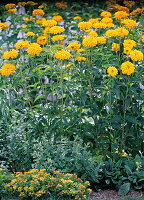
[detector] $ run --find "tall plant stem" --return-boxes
[60,60,64,132]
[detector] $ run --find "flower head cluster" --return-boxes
[0,22,9,30]
[129,50,143,61]
[24,17,34,22]
[1,63,16,76]
[15,40,29,49]
[36,18,46,25]
[107,66,118,76]
[88,18,100,25]
[88,31,98,38]
[42,20,57,27]
[17,2,27,6]
[93,22,107,29]
[112,43,120,51]
[52,15,63,22]
[114,11,129,20]
[121,61,135,75]
[55,49,71,60]
[142,35,144,43]
[8,9,17,13]
[3,49,18,60]
[78,21,92,31]
[82,37,97,47]
[27,43,42,55]
[37,36,47,45]
[68,42,81,51]
[5,3,15,10]
[123,0,135,8]
[52,35,67,42]
[4,169,91,199]
[96,37,106,44]
[124,47,131,54]
[75,56,86,62]
[32,9,45,16]
[49,26,65,34]
[26,32,35,37]
[106,27,129,37]
[130,8,142,15]
[101,11,112,18]
[73,16,81,20]
[121,19,137,29]
[55,2,68,9]
[123,39,136,49]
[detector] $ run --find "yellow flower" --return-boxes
[96,37,106,44]
[15,40,29,49]
[77,48,85,53]
[49,26,65,34]
[26,32,35,37]
[88,31,98,38]
[3,49,18,60]
[24,186,28,192]
[123,39,136,49]
[88,18,100,24]
[121,19,137,29]
[13,185,17,190]
[42,19,57,27]
[82,37,97,47]
[43,27,50,35]
[107,66,118,76]
[52,35,67,42]
[0,22,9,30]
[65,63,72,70]
[111,43,120,51]
[8,9,17,13]
[32,9,44,16]
[5,3,15,10]
[53,12,59,16]
[124,0,135,8]
[78,21,92,31]
[55,2,68,9]
[75,56,86,61]
[18,186,22,192]
[17,2,26,6]
[55,49,71,60]
[27,43,42,55]
[19,192,25,197]
[29,186,34,191]
[37,36,47,45]
[52,15,63,22]
[114,11,129,20]
[101,11,112,18]
[85,181,90,186]
[124,47,131,54]
[36,18,46,25]
[24,17,34,22]
[22,25,27,28]
[68,42,81,51]
[121,61,135,75]
[142,35,144,43]
[73,16,81,20]
[101,17,113,24]
[88,188,92,193]
[26,1,37,6]
[129,50,143,61]
[93,22,107,29]
[115,27,129,37]
[106,30,117,37]
[0,168,3,171]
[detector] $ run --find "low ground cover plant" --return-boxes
[0,0,144,198]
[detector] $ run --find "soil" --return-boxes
[89,190,143,199]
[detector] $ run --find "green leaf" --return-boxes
[118,183,130,196]
[34,95,46,102]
